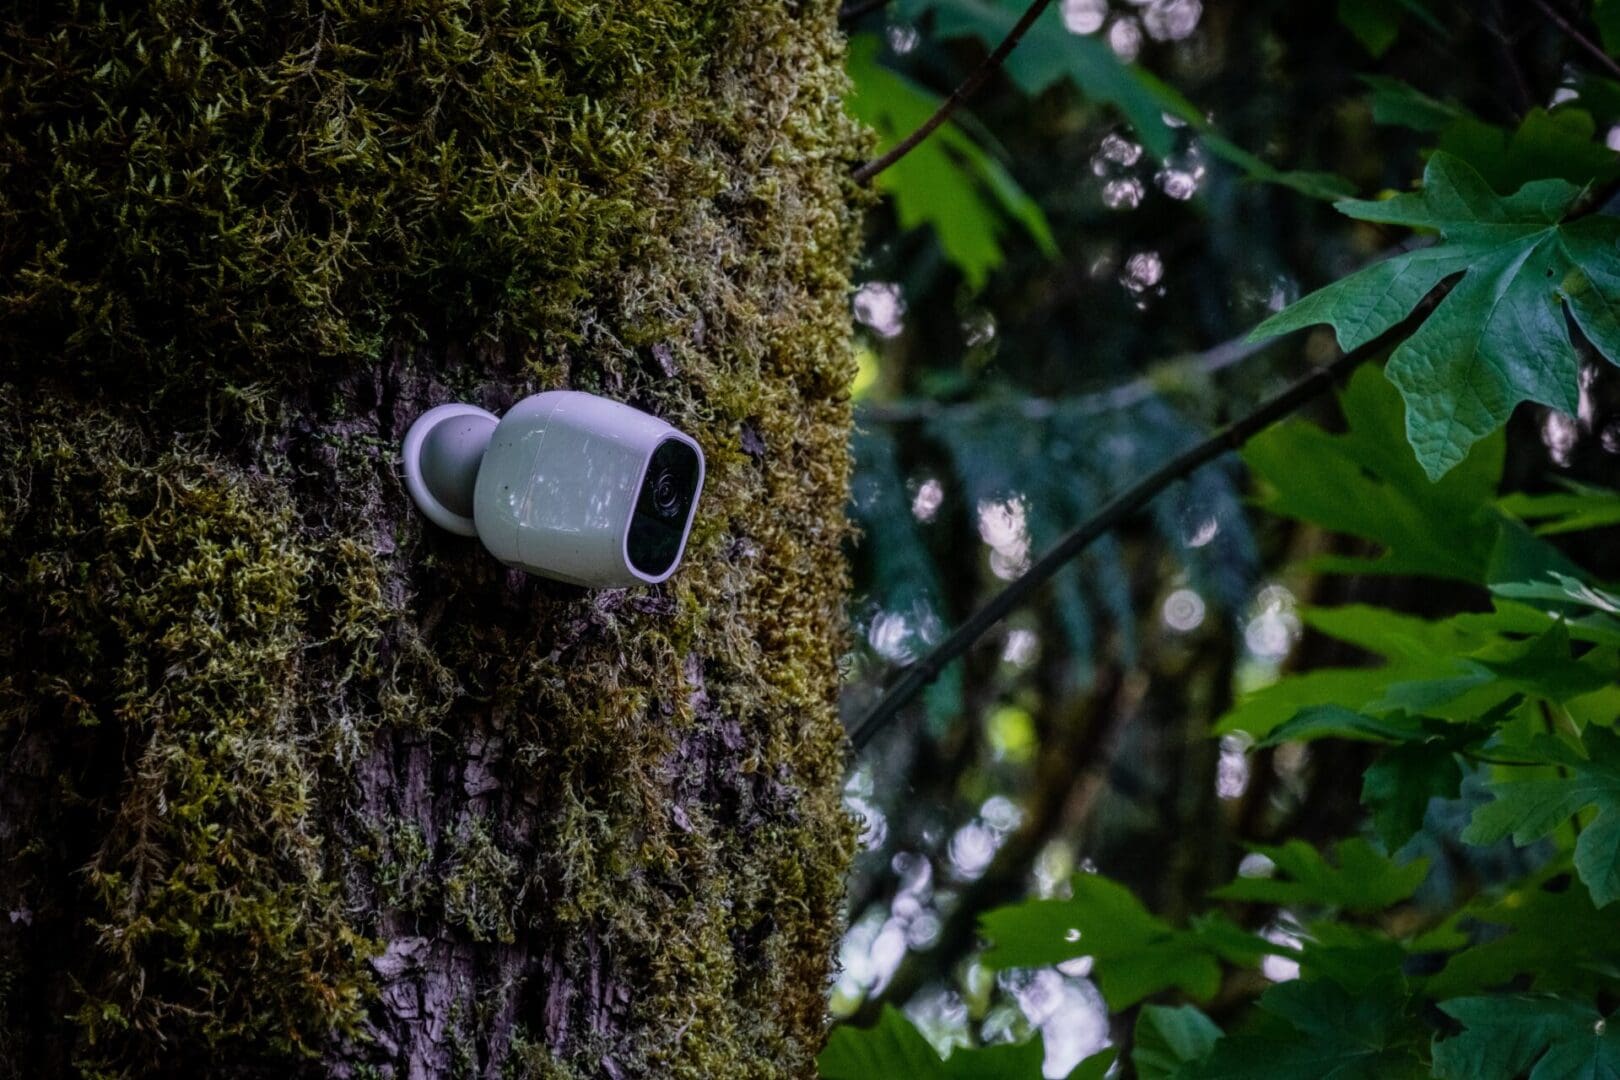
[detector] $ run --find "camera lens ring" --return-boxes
[650,468,682,519]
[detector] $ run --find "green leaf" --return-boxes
[1426,875,1620,998]
[1186,977,1426,1079]
[1475,622,1617,702]
[1187,911,1289,968]
[1362,743,1464,850]
[1189,128,1359,202]
[1308,604,1493,662]
[1437,108,1620,193]
[1493,573,1620,617]
[1252,152,1620,478]
[1134,1005,1223,1080]
[1219,668,1433,740]
[1218,586,1601,743]
[1487,515,1592,590]
[1363,76,1465,132]
[1371,664,1496,715]
[1465,726,1620,907]
[1337,0,1443,57]
[1368,622,1611,722]
[1501,482,1620,536]
[1567,71,1620,126]
[1365,80,1619,191]
[1251,700,1474,850]
[819,1005,1058,1079]
[1597,0,1620,57]
[1294,922,1413,993]
[1066,1048,1118,1080]
[1392,0,1447,34]
[1478,598,1620,650]
[1242,365,1506,579]
[820,1007,952,1079]
[980,874,1221,1009]
[845,35,1056,288]
[1243,614,1512,742]
[1210,838,1428,913]
[1257,704,1428,747]
[1338,0,1403,57]
[1432,995,1620,1080]
[895,0,1176,157]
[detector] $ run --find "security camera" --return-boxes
[401,392,705,587]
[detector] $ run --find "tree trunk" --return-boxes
[0,3,865,1076]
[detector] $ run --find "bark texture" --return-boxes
[0,3,866,1076]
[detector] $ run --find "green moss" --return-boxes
[0,0,867,1075]
[375,820,436,915]
[0,398,379,1072]
[503,1035,581,1080]
[0,1,725,394]
[443,817,522,945]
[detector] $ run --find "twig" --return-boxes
[1530,0,1620,81]
[852,0,1058,185]
[840,0,891,21]
[1491,0,1536,117]
[847,300,1443,752]
[858,332,1278,425]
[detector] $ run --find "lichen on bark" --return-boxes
[0,2,866,1076]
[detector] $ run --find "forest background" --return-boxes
[829,1,1620,1077]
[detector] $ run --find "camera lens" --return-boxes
[629,439,701,578]
[650,469,682,519]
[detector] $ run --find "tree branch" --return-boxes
[1530,0,1620,80]
[847,301,1442,753]
[852,0,1058,185]
[857,332,1279,425]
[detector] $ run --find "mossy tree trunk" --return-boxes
[0,3,864,1076]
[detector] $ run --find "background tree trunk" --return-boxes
[0,2,865,1076]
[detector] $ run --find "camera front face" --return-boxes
[472,392,705,587]
[627,437,703,578]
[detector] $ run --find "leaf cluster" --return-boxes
[832,7,1620,1079]
[828,368,1620,1078]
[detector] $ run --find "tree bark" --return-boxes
[0,3,865,1077]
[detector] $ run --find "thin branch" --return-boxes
[1491,0,1536,117]
[1531,0,1620,80]
[840,0,891,22]
[858,332,1279,425]
[852,0,1058,185]
[847,300,1444,752]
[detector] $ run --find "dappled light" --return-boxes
[830,1,1620,1077]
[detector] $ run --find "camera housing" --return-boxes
[402,391,705,587]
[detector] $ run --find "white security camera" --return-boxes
[401,392,705,587]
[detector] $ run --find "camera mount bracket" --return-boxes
[400,391,704,586]
[401,402,498,537]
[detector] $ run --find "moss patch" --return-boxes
[0,399,378,1073]
[0,1,721,393]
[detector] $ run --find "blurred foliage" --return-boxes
[829,0,1620,1076]
[848,34,1058,289]
[893,0,1181,157]
[1338,0,1444,58]
[821,1006,1117,1078]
